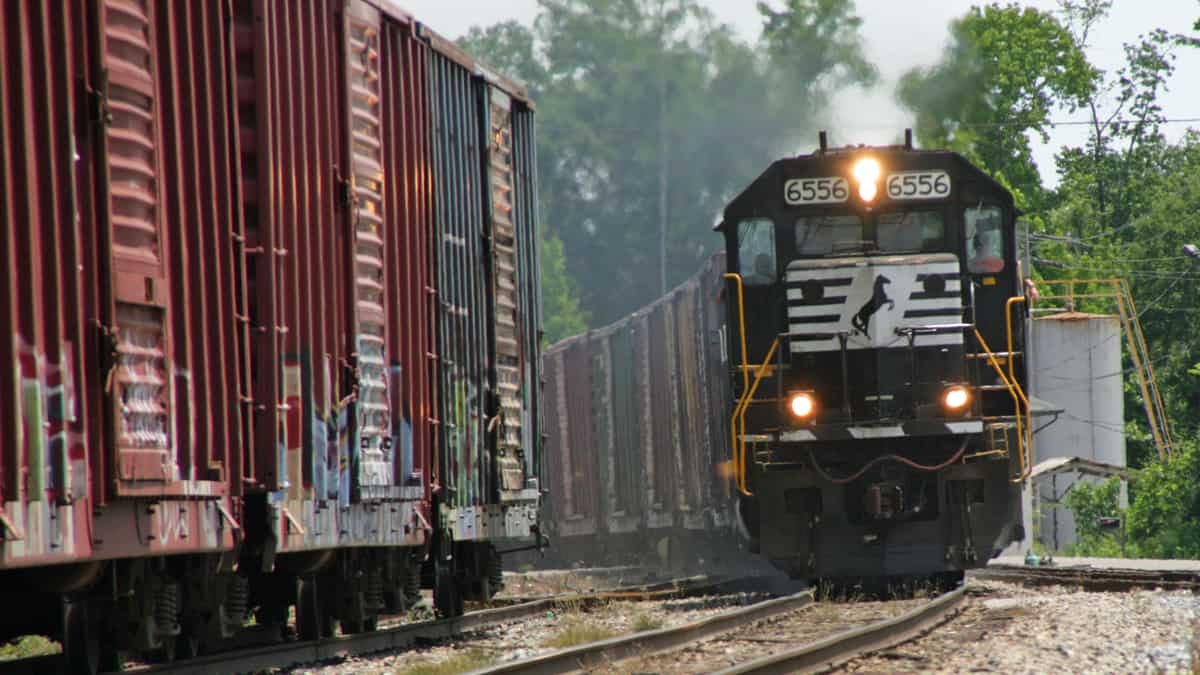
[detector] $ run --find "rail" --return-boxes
[91,576,742,675]
[478,588,813,675]
[717,587,966,675]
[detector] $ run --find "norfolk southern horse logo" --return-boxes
[851,274,894,338]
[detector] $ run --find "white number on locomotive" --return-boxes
[885,171,951,199]
[784,177,850,205]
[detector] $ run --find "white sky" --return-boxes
[402,0,1199,187]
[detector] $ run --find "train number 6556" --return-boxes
[886,171,951,199]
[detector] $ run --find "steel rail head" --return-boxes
[715,586,967,675]
[472,590,815,675]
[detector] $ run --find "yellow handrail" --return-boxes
[975,326,1032,482]
[723,273,750,393]
[729,337,780,496]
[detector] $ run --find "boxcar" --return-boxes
[0,1,541,670]
[541,253,734,565]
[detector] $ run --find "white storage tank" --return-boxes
[1028,312,1127,552]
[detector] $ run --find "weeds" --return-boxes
[0,636,60,661]
[397,649,496,675]
[631,613,664,632]
[543,620,617,649]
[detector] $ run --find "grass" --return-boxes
[542,620,617,649]
[0,635,60,661]
[631,613,664,632]
[397,649,496,675]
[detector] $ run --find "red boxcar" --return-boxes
[1,1,542,668]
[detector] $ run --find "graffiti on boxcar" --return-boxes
[16,341,85,503]
[283,356,302,491]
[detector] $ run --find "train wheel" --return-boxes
[62,599,100,675]
[296,576,324,641]
[433,562,463,618]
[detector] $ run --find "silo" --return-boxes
[1029,312,1126,552]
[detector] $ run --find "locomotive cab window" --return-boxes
[738,218,777,286]
[965,205,1005,273]
[877,210,945,253]
[795,214,863,256]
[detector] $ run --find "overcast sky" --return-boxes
[403,0,1199,186]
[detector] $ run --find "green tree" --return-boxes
[896,3,1097,203]
[1063,476,1124,556]
[462,0,876,327]
[539,231,590,344]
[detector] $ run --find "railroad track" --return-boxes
[970,564,1200,592]
[123,575,742,675]
[0,574,746,675]
[480,587,966,675]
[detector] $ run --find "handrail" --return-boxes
[729,337,780,496]
[975,326,1032,482]
[722,273,750,393]
[1004,296,1033,481]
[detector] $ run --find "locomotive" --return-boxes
[722,132,1029,583]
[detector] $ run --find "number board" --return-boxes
[886,171,951,200]
[784,177,849,205]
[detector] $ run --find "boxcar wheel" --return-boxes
[433,564,463,618]
[296,576,324,641]
[62,600,100,675]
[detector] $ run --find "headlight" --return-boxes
[852,157,881,202]
[789,392,816,419]
[942,386,970,411]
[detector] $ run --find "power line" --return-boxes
[955,116,1200,129]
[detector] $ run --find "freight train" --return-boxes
[543,132,1030,585]
[1,2,541,671]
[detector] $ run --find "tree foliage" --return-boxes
[897,3,1097,203]
[539,231,590,344]
[461,0,876,327]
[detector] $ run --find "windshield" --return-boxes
[795,215,864,255]
[878,210,945,252]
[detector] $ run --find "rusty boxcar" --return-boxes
[0,1,542,670]
[541,253,733,564]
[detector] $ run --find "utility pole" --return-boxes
[657,0,669,297]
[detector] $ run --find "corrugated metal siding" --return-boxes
[511,105,541,494]
[608,319,645,520]
[0,0,93,507]
[344,0,393,499]
[380,14,433,501]
[541,349,565,525]
[97,0,178,485]
[429,47,488,510]
[156,1,246,488]
[483,87,525,495]
[701,253,732,520]
[562,338,597,522]
[647,306,677,515]
[674,282,705,520]
[236,0,347,498]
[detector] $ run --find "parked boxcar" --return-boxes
[0,1,541,670]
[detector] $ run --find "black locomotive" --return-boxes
[721,132,1029,583]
